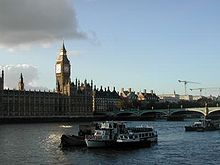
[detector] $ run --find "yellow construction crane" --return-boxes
[178,80,200,95]
[190,87,220,96]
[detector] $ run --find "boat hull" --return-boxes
[185,126,220,132]
[85,139,112,148]
[185,126,204,132]
[60,135,86,147]
[85,139,152,148]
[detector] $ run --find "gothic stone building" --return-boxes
[0,43,93,118]
[93,86,120,113]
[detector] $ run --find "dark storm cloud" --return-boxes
[0,0,86,49]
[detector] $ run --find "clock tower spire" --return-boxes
[55,41,71,95]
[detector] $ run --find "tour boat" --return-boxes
[185,119,220,132]
[85,121,157,148]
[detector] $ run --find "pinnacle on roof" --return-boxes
[62,40,66,52]
[20,73,23,82]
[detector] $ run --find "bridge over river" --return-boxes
[103,107,220,118]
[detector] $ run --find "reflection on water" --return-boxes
[0,121,220,164]
[59,125,73,128]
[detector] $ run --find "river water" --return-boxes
[0,120,220,165]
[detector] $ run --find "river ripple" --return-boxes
[0,120,220,165]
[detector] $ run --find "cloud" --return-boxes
[0,0,87,51]
[68,50,81,56]
[0,64,48,90]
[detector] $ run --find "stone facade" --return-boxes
[93,86,120,113]
[0,89,92,117]
[137,90,159,103]
[120,88,137,102]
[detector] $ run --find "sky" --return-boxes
[0,0,220,96]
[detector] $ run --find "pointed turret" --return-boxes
[61,40,67,54]
[57,40,68,61]
[0,70,4,90]
[18,73,24,91]
[91,80,93,90]
[20,73,23,83]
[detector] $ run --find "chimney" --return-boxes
[128,88,131,93]
[144,89,147,94]
[151,90,153,94]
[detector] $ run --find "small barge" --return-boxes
[60,124,95,148]
[185,119,220,132]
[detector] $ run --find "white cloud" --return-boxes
[68,50,81,56]
[0,0,87,51]
[0,64,48,90]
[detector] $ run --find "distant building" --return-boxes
[120,88,138,102]
[159,91,204,102]
[159,91,180,103]
[93,86,120,113]
[192,95,203,101]
[179,95,193,101]
[137,89,159,103]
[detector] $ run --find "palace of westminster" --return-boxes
[0,42,121,118]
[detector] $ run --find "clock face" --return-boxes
[56,64,61,73]
[64,65,69,73]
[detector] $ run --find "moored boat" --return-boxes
[85,121,157,148]
[185,119,220,132]
[60,124,95,148]
[60,134,86,147]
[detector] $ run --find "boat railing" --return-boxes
[128,127,153,132]
[85,135,102,140]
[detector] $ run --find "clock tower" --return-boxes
[55,41,71,95]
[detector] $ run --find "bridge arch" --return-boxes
[171,110,204,117]
[185,108,206,116]
[208,108,220,114]
[208,109,220,119]
[140,111,167,117]
[115,112,137,117]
